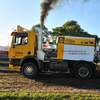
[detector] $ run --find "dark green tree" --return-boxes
[52,20,100,44]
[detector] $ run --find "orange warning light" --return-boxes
[19,27,22,31]
[96,67,98,70]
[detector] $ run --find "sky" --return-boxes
[0,0,100,46]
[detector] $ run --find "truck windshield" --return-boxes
[14,33,28,46]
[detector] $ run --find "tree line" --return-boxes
[31,20,100,45]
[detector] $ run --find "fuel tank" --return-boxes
[50,62,68,71]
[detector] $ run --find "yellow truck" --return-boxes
[9,25,98,79]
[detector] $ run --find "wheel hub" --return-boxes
[78,66,89,77]
[24,65,34,75]
[26,67,33,73]
[80,68,86,74]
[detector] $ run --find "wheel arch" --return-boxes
[72,60,95,74]
[20,56,41,71]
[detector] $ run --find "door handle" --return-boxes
[27,51,31,54]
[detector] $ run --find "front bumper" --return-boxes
[9,64,21,71]
[9,59,21,71]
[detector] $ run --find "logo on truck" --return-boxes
[15,51,23,54]
[59,37,75,44]
[59,37,94,46]
[65,39,75,44]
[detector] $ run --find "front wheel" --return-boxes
[22,62,38,78]
[75,63,92,79]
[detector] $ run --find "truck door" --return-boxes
[12,32,29,59]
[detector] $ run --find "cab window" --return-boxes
[14,33,28,46]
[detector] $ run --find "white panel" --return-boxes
[63,44,94,62]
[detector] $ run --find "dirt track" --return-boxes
[0,67,100,94]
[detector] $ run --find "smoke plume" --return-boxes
[40,0,89,29]
[40,0,58,28]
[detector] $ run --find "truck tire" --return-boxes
[22,62,38,79]
[75,63,92,79]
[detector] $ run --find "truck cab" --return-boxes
[9,26,38,72]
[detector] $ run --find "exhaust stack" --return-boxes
[34,26,45,60]
[34,26,42,50]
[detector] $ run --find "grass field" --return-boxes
[0,61,9,63]
[0,92,100,100]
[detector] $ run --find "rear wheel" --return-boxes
[22,62,38,78]
[75,63,92,79]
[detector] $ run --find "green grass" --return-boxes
[0,92,100,100]
[0,61,9,63]
[97,63,100,65]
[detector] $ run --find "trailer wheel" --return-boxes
[75,63,92,79]
[22,62,37,78]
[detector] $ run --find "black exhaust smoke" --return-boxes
[40,0,58,29]
[40,0,89,29]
